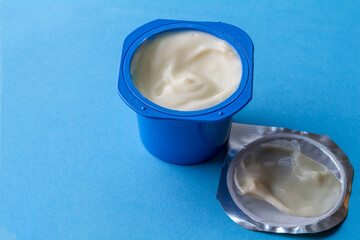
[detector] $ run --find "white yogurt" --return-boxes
[130,31,242,111]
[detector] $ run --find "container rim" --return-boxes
[118,20,254,121]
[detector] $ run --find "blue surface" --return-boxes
[0,1,359,239]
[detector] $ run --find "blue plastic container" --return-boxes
[117,19,253,165]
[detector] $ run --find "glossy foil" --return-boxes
[217,123,353,234]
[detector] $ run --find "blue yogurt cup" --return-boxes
[118,19,253,165]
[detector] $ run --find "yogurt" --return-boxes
[234,144,342,218]
[130,31,242,111]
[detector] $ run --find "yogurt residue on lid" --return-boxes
[130,31,242,111]
[234,144,342,218]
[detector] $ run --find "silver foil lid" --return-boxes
[217,123,354,234]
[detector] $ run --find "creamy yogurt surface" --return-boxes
[130,31,242,111]
[234,144,342,218]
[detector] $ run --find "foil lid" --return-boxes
[217,123,354,234]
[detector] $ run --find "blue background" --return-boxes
[1,1,359,239]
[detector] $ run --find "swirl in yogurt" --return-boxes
[130,31,242,111]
